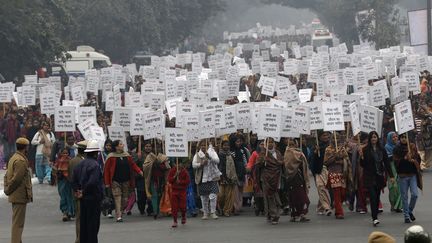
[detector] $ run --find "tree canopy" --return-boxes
[0,0,225,80]
[262,0,400,49]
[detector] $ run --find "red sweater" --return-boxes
[168,167,190,192]
[104,155,142,188]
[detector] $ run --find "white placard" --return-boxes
[199,110,216,139]
[281,109,300,138]
[340,95,361,122]
[54,106,76,132]
[349,102,361,136]
[143,111,164,140]
[78,106,96,125]
[89,126,106,149]
[108,126,126,143]
[78,119,97,140]
[360,105,383,135]
[217,106,237,136]
[369,84,386,107]
[304,102,324,130]
[298,89,313,103]
[113,108,131,131]
[236,103,252,130]
[293,106,311,135]
[165,128,188,157]
[258,108,282,140]
[130,108,147,135]
[40,93,56,115]
[322,102,345,131]
[21,85,36,106]
[260,76,276,97]
[165,97,182,120]
[0,83,14,103]
[71,86,85,105]
[394,100,415,135]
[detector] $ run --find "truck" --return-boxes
[64,46,112,76]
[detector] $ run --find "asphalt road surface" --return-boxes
[1,170,431,243]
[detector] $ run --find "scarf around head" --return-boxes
[385,132,397,157]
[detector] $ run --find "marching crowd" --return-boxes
[3,41,432,243]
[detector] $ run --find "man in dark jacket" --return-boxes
[72,140,103,243]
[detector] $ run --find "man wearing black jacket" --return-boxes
[72,140,103,243]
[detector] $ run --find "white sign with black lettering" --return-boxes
[108,126,126,143]
[260,76,276,97]
[369,84,386,107]
[40,93,56,115]
[0,83,14,103]
[165,128,188,157]
[143,111,164,140]
[322,102,345,131]
[114,108,132,131]
[340,95,361,122]
[199,110,216,139]
[304,102,324,130]
[21,85,36,106]
[293,106,311,135]
[217,106,237,136]
[236,103,252,130]
[54,106,76,132]
[130,109,147,136]
[258,108,282,140]
[360,105,383,135]
[298,89,313,103]
[78,106,96,125]
[281,109,300,138]
[394,100,415,135]
[349,102,361,136]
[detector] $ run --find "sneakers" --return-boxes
[359,210,367,214]
[300,215,310,222]
[405,218,412,224]
[210,213,219,219]
[201,214,208,220]
[373,219,380,227]
[325,209,332,216]
[116,217,123,222]
[107,214,113,219]
[409,213,416,221]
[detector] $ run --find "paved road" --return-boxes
[1,171,431,243]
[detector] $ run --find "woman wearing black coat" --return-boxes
[360,131,395,227]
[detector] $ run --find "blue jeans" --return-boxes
[398,176,419,219]
[35,154,51,183]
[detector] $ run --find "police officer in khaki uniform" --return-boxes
[68,140,87,243]
[4,137,33,243]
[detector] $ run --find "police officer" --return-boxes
[4,137,33,243]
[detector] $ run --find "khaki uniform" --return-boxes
[68,154,85,243]
[5,151,33,243]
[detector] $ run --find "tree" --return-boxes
[261,0,400,49]
[0,0,74,80]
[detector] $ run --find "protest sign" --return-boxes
[71,86,85,105]
[125,92,143,107]
[143,111,164,140]
[40,93,56,115]
[0,83,14,103]
[281,109,300,138]
[78,119,97,140]
[270,98,288,109]
[113,108,132,131]
[165,128,188,157]
[322,102,345,131]
[21,85,36,106]
[258,108,282,141]
[176,102,197,128]
[89,126,106,149]
[105,91,114,112]
[108,126,126,143]
[260,76,276,97]
[217,106,237,136]
[298,89,313,103]
[54,106,76,132]
[165,97,182,120]
[78,106,96,124]
[304,102,324,130]
[293,106,311,135]
[236,103,252,130]
[340,95,361,121]
[394,100,415,135]
[369,84,386,107]
[360,105,383,135]
[349,102,361,136]
[402,71,421,95]
[130,108,147,136]
[183,116,200,141]
[199,110,216,139]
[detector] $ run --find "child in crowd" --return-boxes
[168,158,190,228]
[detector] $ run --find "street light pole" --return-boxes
[428,0,431,55]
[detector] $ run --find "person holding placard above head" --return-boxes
[192,140,221,220]
[229,135,249,215]
[255,137,284,225]
[103,140,143,222]
[284,139,311,222]
[359,131,395,227]
[393,134,422,224]
[310,131,332,216]
[323,134,351,219]
[31,121,56,184]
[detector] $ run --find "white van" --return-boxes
[64,46,112,76]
